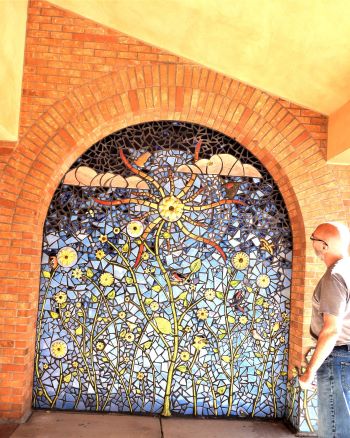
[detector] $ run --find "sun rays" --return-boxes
[92,142,259,267]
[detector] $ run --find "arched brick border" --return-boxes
[0,65,346,420]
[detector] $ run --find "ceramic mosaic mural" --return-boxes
[33,121,292,417]
[286,349,318,433]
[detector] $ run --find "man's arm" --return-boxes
[299,313,342,389]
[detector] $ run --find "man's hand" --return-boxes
[299,369,316,390]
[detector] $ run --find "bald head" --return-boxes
[313,222,350,256]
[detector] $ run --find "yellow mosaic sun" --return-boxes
[99,272,114,286]
[50,340,68,359]
[57,247,77,268]
[232,252,250,270]
[158,196,184,222]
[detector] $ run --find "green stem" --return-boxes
[35,267,57,405]
[155,221,179,417]
[50,361,63,408]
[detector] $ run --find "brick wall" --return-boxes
[0,0,349,421]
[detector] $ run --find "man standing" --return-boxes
[299,222,350,438]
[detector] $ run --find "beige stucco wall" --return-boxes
[0,0,28,141]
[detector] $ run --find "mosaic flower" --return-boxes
[232,252,249,270]
[196,308,209,320]
[113,227,120,234]
[137,372,145,380]
[125,332,135,343]
[72,361,79,368]
[204,289,215,301]
[99,272,114,286]
[96,340,106,351]
[118,311,126,319]
[193,336,208,350]
[99,234,108,243]
[257,274,271,289]
[180,351,190,361]
[57,247,77,268]
[54,291,67,304]
[279,336,286,344]
[72,268,83,279]
[50,340,68,359]
[150,301,159,311]
[43,363,49,370]
[127,220,144,238]
[239,315,248,325]
[95,249,105,260]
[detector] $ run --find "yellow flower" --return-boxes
[193,336,208,350]
[279,336,286,344]
[99,235,108,243]
[96,340,106,351]
[76,302,82,308]
[239,315,248,325]
[118,311,126,319]
[196,308,209,321]
[124,296,131,303]
[257,274,270,288]
[232,252,249,270]
[54,291,67,304]
[137,372,145,380]
[72,268,83,279]
[184,326,192,333]
[150,301,159,311]
[158,196,184,222]
[125,332,135,343]
[99,272,114,286]
[113,227,120,235]
[256,297,264,306]
[204,289,215,301]
[141,252,149,261]
[95,249,105,260]
[180,351,190,361]
[57,247,77,268]
[126,221,144,238]
[50,340,68,359]
[43,363,49,370]
[72,361,79,368]
[64,311,71,317]
[263,301,269,309]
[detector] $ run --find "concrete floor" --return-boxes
[0,411,296,438]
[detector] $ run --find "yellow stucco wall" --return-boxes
[0,0,28,141]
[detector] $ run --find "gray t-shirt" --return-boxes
[310,257,350,345]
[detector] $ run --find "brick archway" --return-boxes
[0,64,343,420]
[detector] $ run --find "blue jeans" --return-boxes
[317,346,350,438]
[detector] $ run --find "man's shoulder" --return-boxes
[329,257,350,289]
[331,257,350,276]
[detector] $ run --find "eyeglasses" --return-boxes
[310,235,328,247]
